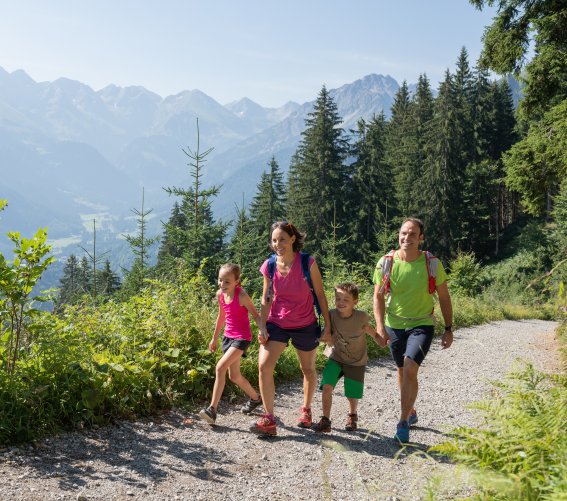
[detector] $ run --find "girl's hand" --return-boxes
[209,338,218,352]
[377,334,388,348]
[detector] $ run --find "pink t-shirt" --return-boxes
[260,253,317,329]
[219,286,252,341]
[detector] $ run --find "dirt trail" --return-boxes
[0,319,560,500]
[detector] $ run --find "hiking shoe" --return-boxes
[241,396,263,414]
[408,409,418,426]
[312,416,331,433]
[297,406,312,428]
[395,420,410,443]
[345,413,358,431]
[250,413,277,436]
[198,406,217,425]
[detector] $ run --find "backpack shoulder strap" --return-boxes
[378,250,396,294]
[266,254,277,303]
[300,252,321,316]
[423,250,439,294]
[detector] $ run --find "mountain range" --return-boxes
[0,66,401,271]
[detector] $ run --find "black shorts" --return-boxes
[222,336,251,357]
[266,321,320,352]
[385,325,434,367]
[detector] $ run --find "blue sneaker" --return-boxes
[408,410,418,426]
[395,420,410,443]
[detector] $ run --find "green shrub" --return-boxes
[432,364,567,500]
[449,252,484,297]
[481,249,550,305]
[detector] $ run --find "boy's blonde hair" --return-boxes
[219,263,241,281]
[335,282,359,301]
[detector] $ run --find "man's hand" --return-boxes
[441,329,453,349]
[376,333,388,347]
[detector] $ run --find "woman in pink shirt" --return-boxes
[250,221,331,436]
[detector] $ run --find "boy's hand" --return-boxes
[377,334,388,347]
[208,338,217,352]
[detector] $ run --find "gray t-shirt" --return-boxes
[328,309,371,366]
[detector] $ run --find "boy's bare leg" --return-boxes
[347,397,358,415]
[321,384,333,418]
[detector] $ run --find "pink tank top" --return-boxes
[260,253,316,329]
[220,286,252,341]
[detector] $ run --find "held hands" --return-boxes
[319,325,332,345]
[208,337,218,352]
[376,325,389,347]
[375,333,388,348]
[319,329,333,346]
[258,327,269,346]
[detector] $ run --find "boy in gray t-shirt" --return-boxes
[313,283,387,433]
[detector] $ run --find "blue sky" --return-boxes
[0,1,498,108]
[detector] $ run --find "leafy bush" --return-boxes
[481,249,551,304]
[448,252,484,297]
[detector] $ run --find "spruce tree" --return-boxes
[422,70,464,257]
[55,254,83,309]
[122,189,158,296]
[286,86,349,257]
[98,259,121,297]
[349,113,393,259]
[78,256,92,296]
[386,81,419,217]
[249,156,287,241]
[227,201,263,295]
[158,119,229,281]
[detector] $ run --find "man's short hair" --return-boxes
[401,217,424,236]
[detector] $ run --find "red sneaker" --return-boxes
[297,406,312,428]
[250,413,277,436]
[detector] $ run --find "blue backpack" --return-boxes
[266,252,322,316]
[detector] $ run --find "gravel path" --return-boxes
[0,319,560,501]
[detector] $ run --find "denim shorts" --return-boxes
[266,321,320,352]
[385,325,434,367]
[222,336,251,357]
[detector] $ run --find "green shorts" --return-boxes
[320,358,365,399]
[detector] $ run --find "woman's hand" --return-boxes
[258,327,269,345]
[208,338,218,352]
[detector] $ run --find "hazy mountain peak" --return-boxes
[9,69,36,85]
[98,84,162,104]
[225,97,265,117]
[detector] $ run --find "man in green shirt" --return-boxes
[373,218,453,443]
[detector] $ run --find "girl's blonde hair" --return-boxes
[219,263,241,281]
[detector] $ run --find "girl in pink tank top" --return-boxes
[198,264,263,426]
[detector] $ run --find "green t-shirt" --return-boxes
[372,251,447,329]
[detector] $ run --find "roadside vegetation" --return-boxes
[0,6,565,501]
